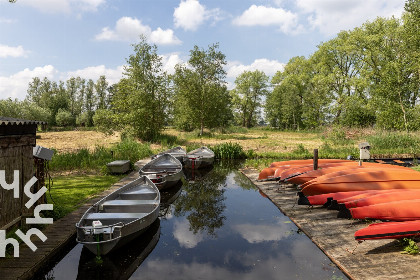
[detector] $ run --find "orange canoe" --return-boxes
[301,169,420,196]
[297,190,388,206]
[269,159,350,168]
[289,163,412,185]
[355,220,420,240]
[343,189,420,209]
[341,199,420,221]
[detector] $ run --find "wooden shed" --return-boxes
[0,117,46,229]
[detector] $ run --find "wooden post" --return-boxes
[313,149,318,170]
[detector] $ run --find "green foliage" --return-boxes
[172,43,232,134]
[212,142,246,159]
[49,139,152,172]
[93,109,115,134]
[366,132,420,154]
[111,37,170,141]
[0,98,51,122]
[398,238,419,255]
[55,108,74,126]
[231,70,269,128]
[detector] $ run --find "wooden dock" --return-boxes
[0,160,150,280]
[241,168,420,280]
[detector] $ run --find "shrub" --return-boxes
[212,142,246,159]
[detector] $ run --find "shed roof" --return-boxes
[0,116,47,126]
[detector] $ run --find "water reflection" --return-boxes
[76,219,160,280]
[39,160,347,280]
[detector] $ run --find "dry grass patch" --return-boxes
[37,130,120,153]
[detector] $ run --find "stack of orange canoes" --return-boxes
[259,158,420,242]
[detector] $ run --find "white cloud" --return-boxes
[233,5,300,34]
[231,223,292,243]
[65,65,123,85]
[0,64,123,101]
[160,53,183,75]
[173,219,205,248]
[296,0,405,35]
[17,0,105,14]
[0,44,28,58]
[227,58,285,78]
[95,17,181,45]
[174,0,222,31]
[0,65,57,100]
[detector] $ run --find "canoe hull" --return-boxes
[355,220,420,240]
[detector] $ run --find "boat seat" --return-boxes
[84,212,148,225]
[102,200,158,206]
[119,189,157,200]
[100,199,158,213]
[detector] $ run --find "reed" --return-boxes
[212,142,246,159]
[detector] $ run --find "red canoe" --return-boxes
[343,199,420,221]
[355,220,420,240]
[301,169,420,196]
[289,163,412,185]
[297,190,389,206]
[269,159,350,168]
[344,190,420,209]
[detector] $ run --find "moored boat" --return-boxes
[355,220,420,241]
[139,154,183,190]
[297,190,396,206]
[289,162,412,185]
[342,189,420,209]
[76,176,160,255]
[269,159,350,168]
[301,169,420,196]
[183,146,214,169]
[339,198,420,221]
[151,146,186,163]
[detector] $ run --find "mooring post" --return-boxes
[313,149,318,170]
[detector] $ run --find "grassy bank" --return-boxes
[46,174,124,220]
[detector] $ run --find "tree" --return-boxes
[111,36,170,140]
[173,43,232,134]
[84,79,96,127]
[95,75,109,110]
[231,70,269,128]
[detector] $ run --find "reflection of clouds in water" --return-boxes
[225,173,240,189]
[232,222,293,243]
[131,247,342,280]
[173,219,205,248]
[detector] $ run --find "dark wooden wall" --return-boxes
[0,132,36,229]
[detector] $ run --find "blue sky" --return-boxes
[0,0,405,100]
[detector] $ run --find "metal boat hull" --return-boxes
[140,154,183,190]
[76,176,160,255]
[183,146,214,169]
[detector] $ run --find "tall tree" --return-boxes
[95,75,109,110]
[112,36,170,140]
[84,79,96,126]
[231,70,269,128]
[173,43,232,134]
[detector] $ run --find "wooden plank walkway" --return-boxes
[0,159,150,280]
[241,168,420,280]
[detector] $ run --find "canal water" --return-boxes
[38,161,348,280]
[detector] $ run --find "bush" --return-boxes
[212,142,246,159]
[55,109,74,126]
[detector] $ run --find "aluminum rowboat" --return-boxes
[76,176,160,255]
[139,154,183,190]
[183,146,214,169]
[151,146,186,163]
